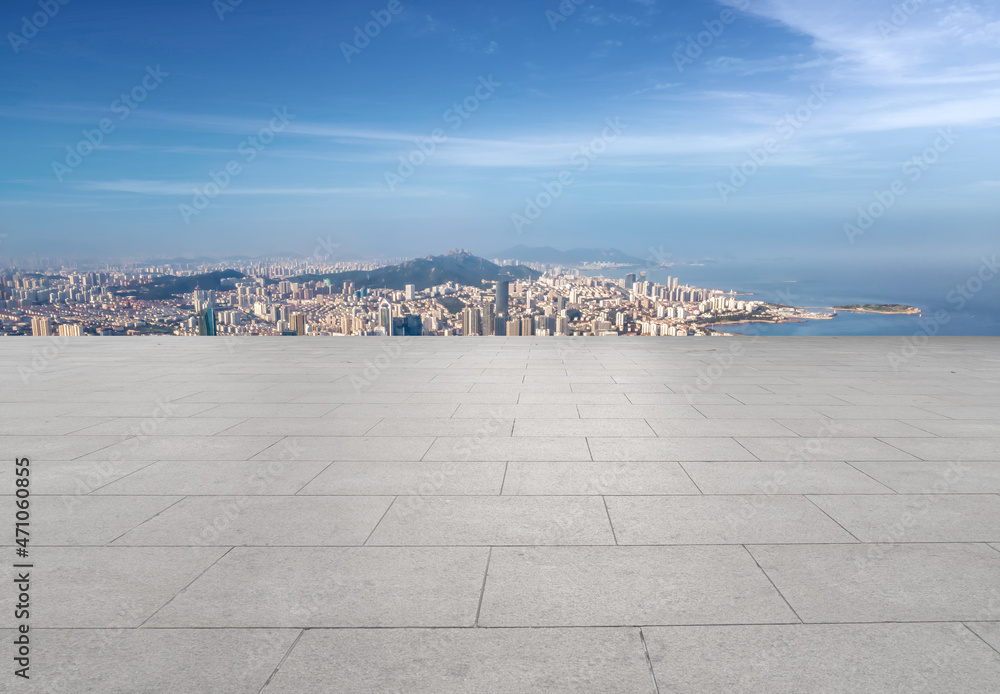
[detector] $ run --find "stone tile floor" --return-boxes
[1,336,999,692]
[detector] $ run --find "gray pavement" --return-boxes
[1,336,999,692]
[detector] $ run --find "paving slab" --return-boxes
[589,437,754,462]
[478,546,796,626]
[902,419,1000,437]
[0,458,155,495]
[147,547,488,627]
[852,461,1000,493]
[10,628,298,694]
[736,437,918,462]
[91,459,331,495]
[606,495,858,544]
[682,461,893,494]
[0,547,227,627]
[968,622,1000,653]
[369,496,615,545]
[774,418,936,437]
[77,435,282,461]
[503,461,701,495]
[647,418,796,437]
[367,417,514,437]
[644,624,1000,694]
[424,436,592,461]
[263,627,654,694]
[808,494,1000,543]
[29,495,183,545]
[512,418,655,437]
[299,460,505,495]
[0,435,124,460]
[114,495,394,546]
[879,437,1000,461]
[217,417,381,436]
[749,543,1000,623]
[250,436,435,461]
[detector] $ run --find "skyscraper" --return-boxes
[379,299,392,334]
[193,289,216,336]
[57,324,82,337]
[494,280,509,319]
[290,313,306,336]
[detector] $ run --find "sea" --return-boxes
[589,258,1000,336]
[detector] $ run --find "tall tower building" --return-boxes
[378,299,392,334]
[193,290,217,336]
[482,303,495,336]
[404,284,415,301]
[31,316,52,337]
[461,307,481,336]
[494,280,509,320]
[290,313,306,336]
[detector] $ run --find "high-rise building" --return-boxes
[379,299,392,333]
[403,314,422,336]
[461,307,481,336]
[482,303,495,336]
[624,273,636,288]
[404,284,415,301]
[57,323,82,337]
[506,319,520,336]
[521,317,533,336]
[494,280,509,319]
[193,289,216,336]
[31,316,52,336]
[290,313,306,336]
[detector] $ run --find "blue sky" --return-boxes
[1,0,998,264]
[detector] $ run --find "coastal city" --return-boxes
[0,250,839,338]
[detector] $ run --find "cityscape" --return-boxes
[2,249,837,339]
[3,0,999,691]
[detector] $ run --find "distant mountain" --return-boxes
[493,245,645,265]
[115,270,249,300]
[288,250,540,290]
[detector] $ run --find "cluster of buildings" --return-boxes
[147,269,764,338]
[0,260,777,338]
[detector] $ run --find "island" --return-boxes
[833,304,921,315]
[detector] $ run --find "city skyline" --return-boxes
[2,0,999,265]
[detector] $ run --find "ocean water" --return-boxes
[600,258,1000,336]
